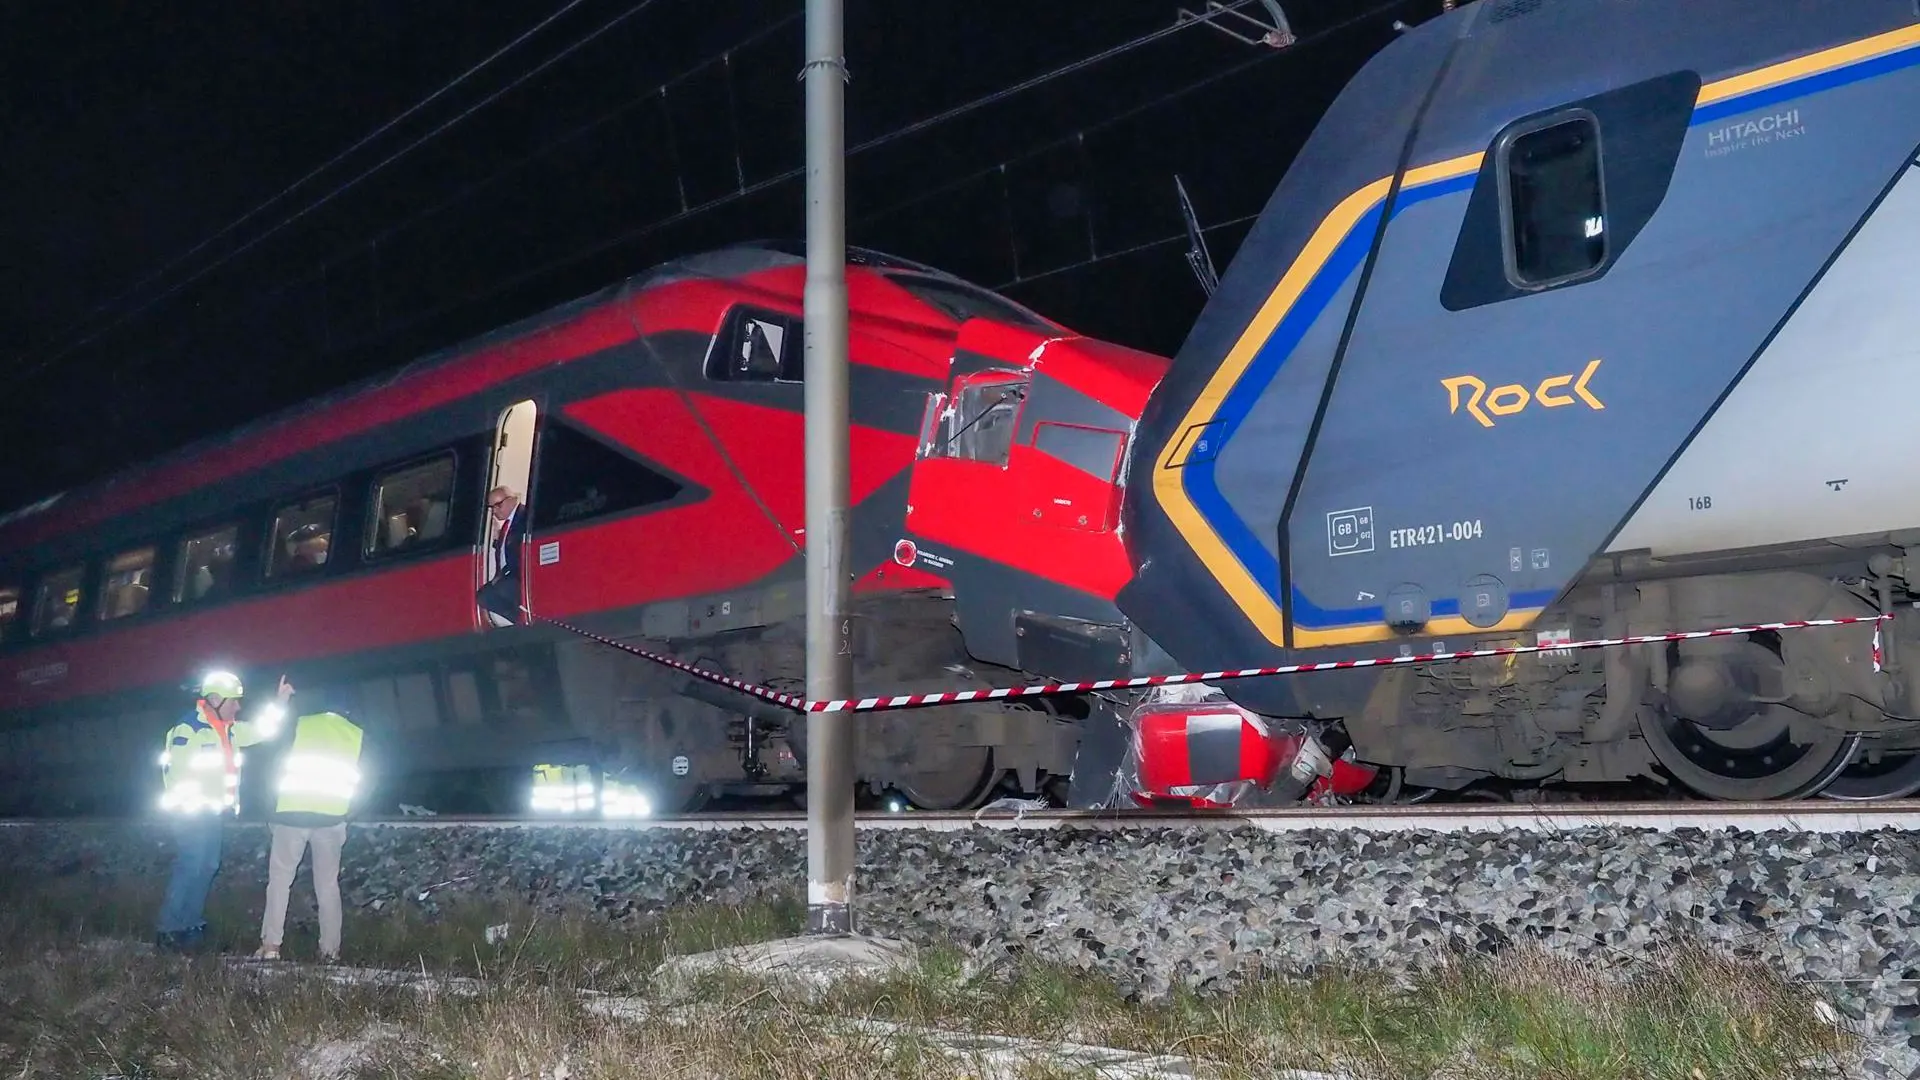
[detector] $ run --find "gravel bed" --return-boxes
[6,821,1919,1075]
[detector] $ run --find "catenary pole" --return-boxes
[801,0,856,936]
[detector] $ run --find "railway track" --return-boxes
[14,799,1920,833]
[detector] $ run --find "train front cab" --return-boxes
[901,318,1171,803]
[906,319,1166,666]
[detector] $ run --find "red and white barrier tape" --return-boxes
[537,612,1891,715]
[535,616,809,710]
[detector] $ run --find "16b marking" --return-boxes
[1689,495,1713,511]
[1390,519,1484,548]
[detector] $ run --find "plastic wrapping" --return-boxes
[1108,692,1374,809]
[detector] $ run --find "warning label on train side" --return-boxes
[1536,627,1574,660]
[894,539,955,571]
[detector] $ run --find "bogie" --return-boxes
[1327,566,1914,801]
[587,592,1079,814]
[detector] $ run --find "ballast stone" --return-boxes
[9,820,1920,1074]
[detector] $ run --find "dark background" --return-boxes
[0,0,1450,511]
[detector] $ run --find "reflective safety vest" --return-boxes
[600,777,652,818]
[158,700,284,815]
[530,763,595,813]
[275,712,365,818]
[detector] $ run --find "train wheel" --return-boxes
[1639,706,1859,801]
[1818,751,1920,801]
[895,745,999,811]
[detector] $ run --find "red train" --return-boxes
[0,243,1177,816]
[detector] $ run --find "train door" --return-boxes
[476,399,539,629]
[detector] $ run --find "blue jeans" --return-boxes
[157,814,225,935]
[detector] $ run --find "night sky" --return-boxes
[0,0,1445,512]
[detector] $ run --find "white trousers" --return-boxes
[260,822,347,956]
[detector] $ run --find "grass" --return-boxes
[0,871,1866,1079]
[805,940,1860,1080]
[0,939,1065,1080]
[1,870,803,993]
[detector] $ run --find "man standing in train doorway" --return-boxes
[155,669,294,951]
[253,690,364,963]
[477,484,529,627]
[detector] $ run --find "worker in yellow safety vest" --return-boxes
[156,668,293,951]
[530,762,596,814]
[254,704,365,963]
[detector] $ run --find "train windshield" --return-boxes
[924,371,1030,466]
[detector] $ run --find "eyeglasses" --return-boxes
[487,497,505,509]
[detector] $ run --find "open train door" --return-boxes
[475,399,539,630]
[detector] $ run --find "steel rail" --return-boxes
[11,799,1920,834]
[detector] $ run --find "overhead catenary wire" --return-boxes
[992,212,1261,291]
[846,0,1417,227]
[63,11,806,386]
[410,0,1355,305]
[11,0,607,373]
[165,0,1416,380]
[22,0,1417,395]
[836,0,1424,291]
[9,0,673,383]
[846,0,1272,158]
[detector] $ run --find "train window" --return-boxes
[367,453,456,557]
[31,565,83,637]
[887,273,1059,333]
[1033,422,1125,482]
[99,547,156,621]
[266,493,338,578]
[705,307,802,382]
[1442,73,1696,311]
[915,391,949,456]
[531,419,684,530]
[931,372,1029,466]
[1500,112,1607,287]
[0,586,18,643]
[175,524,239,603]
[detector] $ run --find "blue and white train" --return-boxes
[1117,0,1920,802]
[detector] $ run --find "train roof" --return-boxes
[0,241,1040,544]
